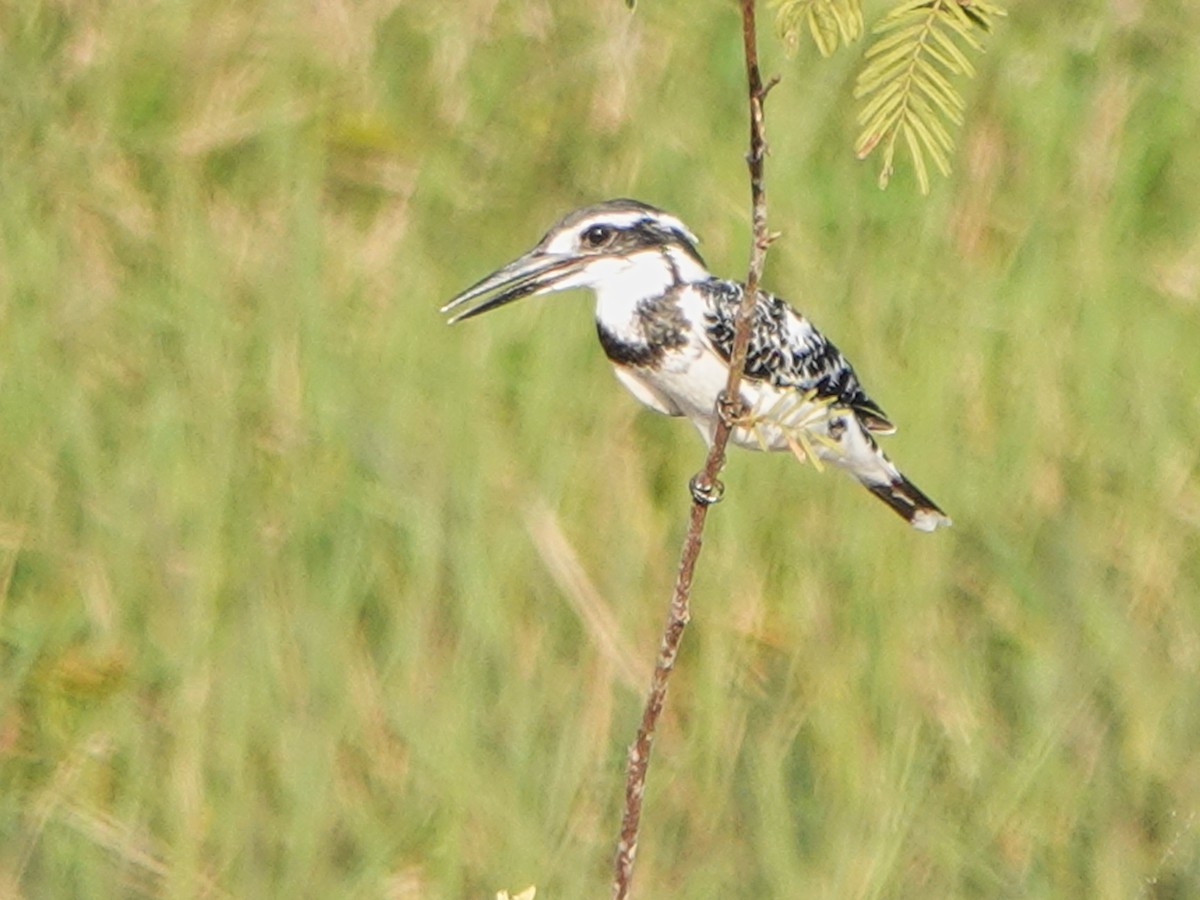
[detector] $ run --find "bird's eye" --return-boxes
[581,225,614,249]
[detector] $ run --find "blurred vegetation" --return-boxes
[1,0,1198,897]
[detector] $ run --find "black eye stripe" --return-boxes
[573,218,702,263]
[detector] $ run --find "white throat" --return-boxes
[588,247,708,334]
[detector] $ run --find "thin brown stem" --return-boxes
[611,2,774,897]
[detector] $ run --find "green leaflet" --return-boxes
[770,0,866,57]
[853,0,1006,193]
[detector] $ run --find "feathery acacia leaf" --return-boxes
[770,0,865,57]
[853,0,1005,193]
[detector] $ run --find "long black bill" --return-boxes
[440,252,586,324]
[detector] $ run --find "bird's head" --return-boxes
[441,199,707,323]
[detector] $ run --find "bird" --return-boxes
[441,199,950,531]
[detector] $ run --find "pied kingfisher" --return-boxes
[442,199,950,531]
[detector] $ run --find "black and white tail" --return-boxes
[864,473,951,532]
[825,419,951,532]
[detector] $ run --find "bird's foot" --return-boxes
[688,473,725,506]
[716,390,748,429]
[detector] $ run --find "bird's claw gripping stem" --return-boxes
[716,390,746,428]
[689,474,725,506]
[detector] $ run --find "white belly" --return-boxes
[595,276,842,464]
[613,340,841,459]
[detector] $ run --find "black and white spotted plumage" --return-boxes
[442,199,950,531]
[700,279,894,433]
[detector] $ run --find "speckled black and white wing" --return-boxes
[696,278,950,531]
[698,279,894,433]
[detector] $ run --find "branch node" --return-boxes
[760,230,782,250]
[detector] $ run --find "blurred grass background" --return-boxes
[2,0,1199,897]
